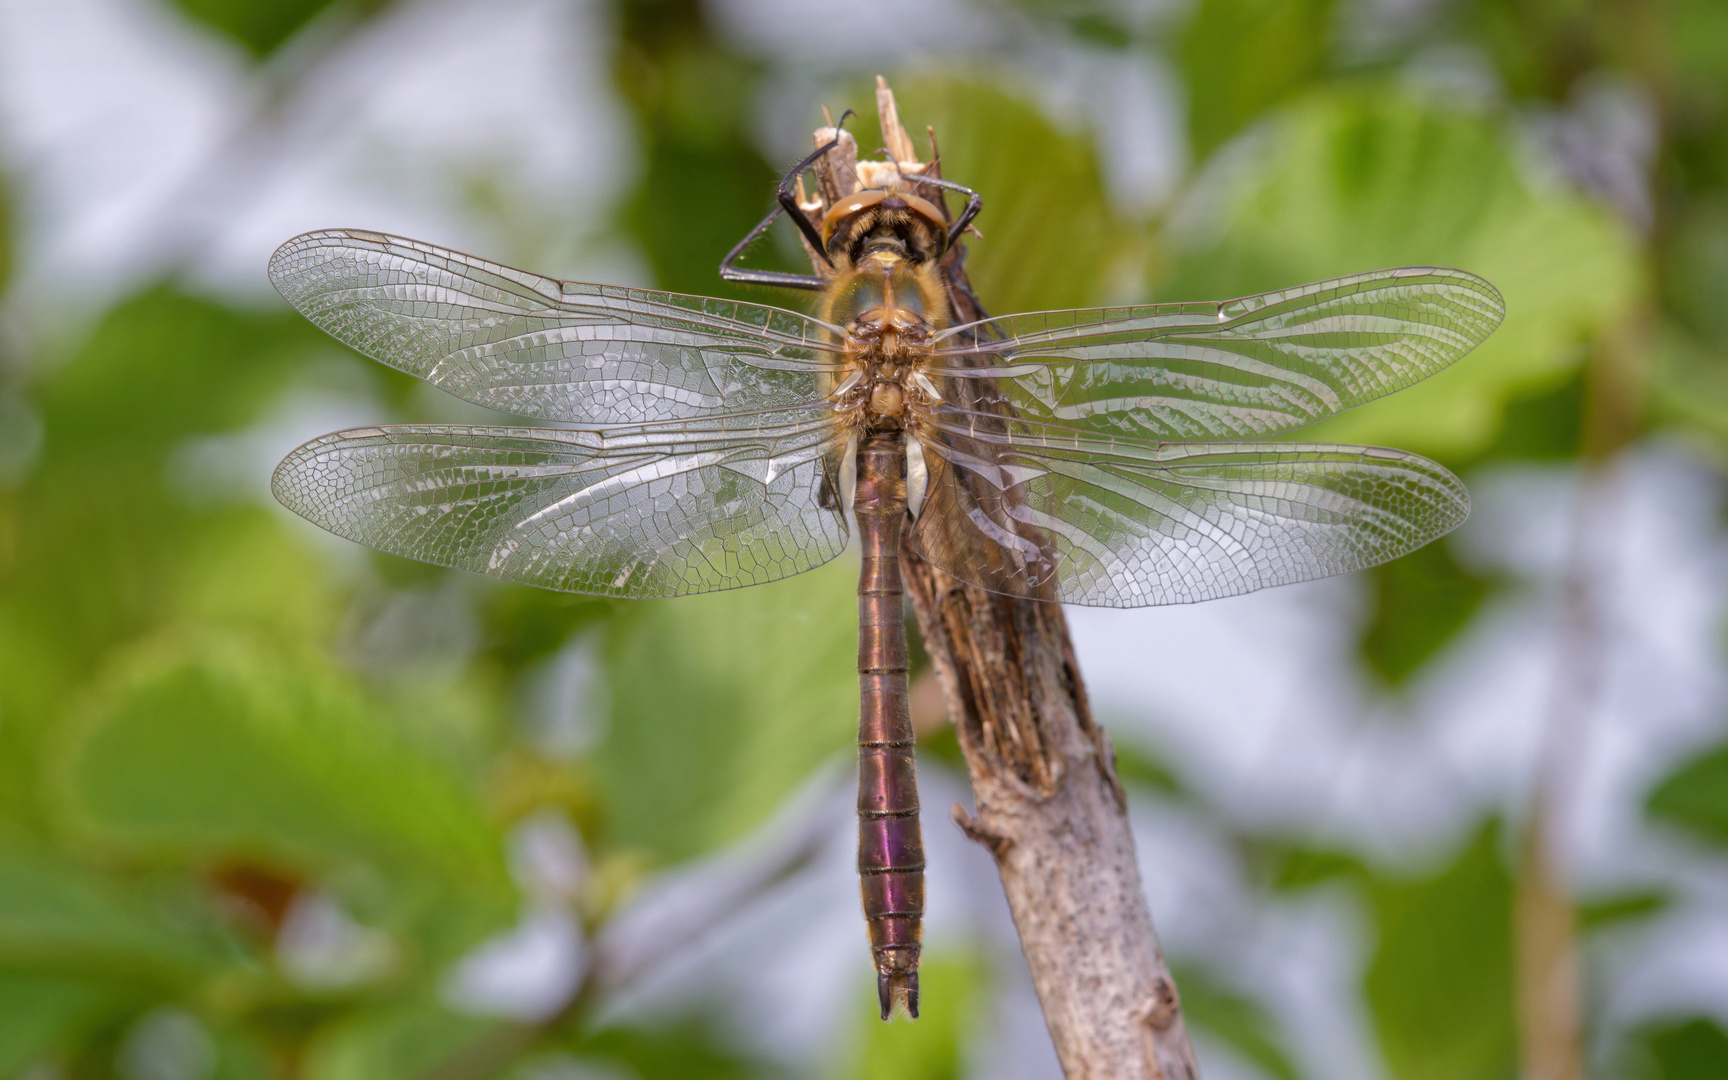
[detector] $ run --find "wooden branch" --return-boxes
[902,567,1199,1079]
[864,77,1202,1079]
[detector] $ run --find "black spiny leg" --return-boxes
[909,174,983,251]
[718,204,827,291]
[718,122,853,292]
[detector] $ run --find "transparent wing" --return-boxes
[269,229,848,425]
[272,411,850,598]
[911,415,1468,608]
[928,268,1503,440]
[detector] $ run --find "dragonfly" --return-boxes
[268,131,1503,1021]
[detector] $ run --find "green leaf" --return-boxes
[1066,13,1133,50]
[1578,889,1668,930]
[1178,0,1340,160]
[1110,739,1187,797]
[569,1019,775,1080]
[1172,964,1306,1080]
[1648,323,1728,447]
[1,288,331,732]
[0,167,12,297]
[169,0,381,58]
[301,1001,490,1080]
[874,75,1123,318]
[1671,0,1728,83]
[616,0,784,301]
[1163,84,1642,461]
[1475,371,1586,463]
[165,510,342,643]
[0,601,75,828]
[598,558,856,862]
[38,288,319,462]
[1363,819,1515,1080]
[844,951,984,1080]
[481,587,611,671]
[51,630,514,952]
[1262,845,1365,892]
[1358,538,1496,686]
[0,835,218,984]
[1661,198,1728,347]
[1625,1017,1728,1080]
[206,1023,275,1080]
[0,972,122,1074]
[628,128,789,300]
[1647,741,1728,848]
[0,290,346,822]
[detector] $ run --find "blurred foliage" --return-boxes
[1359,538,1496,686]
[1364,822,1514,1080]
[56,631,515,964]
[0,974,118,1076]
[1646,741,1728,849]
[844,951,983,1080]
[1254,821,1516,1080]
[3,0,1728,1075]
[0,834,224,986]
[1178,0,1340,161]
[0,289,331,831]
[564,1019,773,1080]
[1161,83,1641,461]
[1624,1017,1728,1080]
[298,1002,492,1080]
[1578,889,1669,931]
[613,0,795,299]
[0,170,11,297]
[1105,739,1186,798]
[1474,373,1587,464]
[1168,966,1305,1080]
[600,562,856,862]
[169,0,383,57]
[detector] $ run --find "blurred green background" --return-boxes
[2,0,1727,1078]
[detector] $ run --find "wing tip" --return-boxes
[1391,265,1508,331]
[269,437,322,518]
[1431,265,1506,326]
[267,228,406,300]
[1377,445,1472,535]
[269,427,392,505]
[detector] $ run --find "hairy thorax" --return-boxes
[822,248,950,434]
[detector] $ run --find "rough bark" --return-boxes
[866,78,1200,1079]
[901,567,1199,1079]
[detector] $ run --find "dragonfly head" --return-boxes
[821,186,948,270]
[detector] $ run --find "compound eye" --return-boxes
[821,189,890,245]
[896,192,948,241]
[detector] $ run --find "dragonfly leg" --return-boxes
[717,201,827,291]
[718,125,855,290]
[906,174,983,250]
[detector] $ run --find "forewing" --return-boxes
[929,267,1504,440]
[911,419,1468,608]
[269,229,846,425]
[272,413,849,597]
